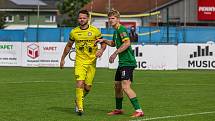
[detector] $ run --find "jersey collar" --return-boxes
[80,25,89,30]
[115,23,121,30]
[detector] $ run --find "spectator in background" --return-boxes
[129,26,138,43]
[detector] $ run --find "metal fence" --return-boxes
[0,27,215,44]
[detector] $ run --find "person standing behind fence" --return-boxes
[95,9,144,118]
[60,9,106,116]
[129,26,138,43]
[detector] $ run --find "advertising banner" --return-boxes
[198,0,215,21]
[22,42,66,67]
[0,42,22,66]
[22,42,39,67]
[109,45,178,70]
[21,42,109,68]
[39,42,65,67]
[178,43,215,69]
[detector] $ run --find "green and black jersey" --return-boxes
[113,25,137,68]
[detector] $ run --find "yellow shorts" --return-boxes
[75,64,96,86]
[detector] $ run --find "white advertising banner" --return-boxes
[22,42,66,67]
[0,42,21,66]
[3,42,204,70]
[178,43,215,69]
[39,42,65,67]
[21,42,109,68]
[109,45,178,70]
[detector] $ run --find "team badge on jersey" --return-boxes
[120,32,127,38]
[88,32,92,36]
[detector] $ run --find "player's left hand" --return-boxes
[96,50,103,58]
[109,52,117,63]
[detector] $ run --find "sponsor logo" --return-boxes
[43,46,57,51]
[188,45,215,68]
[120,32,127,38]
[199,6,215,12]
[0,44,13,50]
[137,61,147,68]
[189,46,213,58]
[27,44,39,59]
[188,60,215,68]
[132,47,143,57]
[198,0,215,20]
[132,46,146,68]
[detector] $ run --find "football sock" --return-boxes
[76,88,84,111]
[115,97,123,110]
[130,97,141,110]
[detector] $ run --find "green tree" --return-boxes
[0,12,6,29]
[57,0,92,27]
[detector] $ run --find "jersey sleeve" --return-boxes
[95,28,102,39]
[69,30,75,42]
[119,27,130,42]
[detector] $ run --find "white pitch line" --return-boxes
[131,111,215,121]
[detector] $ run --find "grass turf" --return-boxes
[0,67,215,121]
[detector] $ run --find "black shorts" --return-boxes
[115,66,135,82]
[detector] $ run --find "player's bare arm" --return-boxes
[95,39,115,47]
[109,39,130,63]
[96,42,107,58]
[60,41,74,69]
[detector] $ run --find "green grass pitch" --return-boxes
[0,67,215,121]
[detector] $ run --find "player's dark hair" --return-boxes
[78,9,90,17]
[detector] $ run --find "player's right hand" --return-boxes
[94,39,104,46]
[96,50,103,58]
[60,60,65,69]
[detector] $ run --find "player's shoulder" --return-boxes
[71,26,80,33]
[70,27,81,36]
[89,25,100,31]
[119,25,127,30]
[118,25,128,33]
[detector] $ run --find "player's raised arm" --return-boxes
[95,39,115,47]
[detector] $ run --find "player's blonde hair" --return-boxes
[108,9,120,18]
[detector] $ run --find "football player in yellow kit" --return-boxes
[60,9,106,116]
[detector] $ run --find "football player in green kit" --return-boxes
[95,9,144,118]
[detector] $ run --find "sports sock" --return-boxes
[76,88,84,111]
[130,97,141,110]
[115,97,123,110]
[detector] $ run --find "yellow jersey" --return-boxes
[69,25,102,65]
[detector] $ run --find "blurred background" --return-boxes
[0,0,215,69]
[0,0,214,44]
